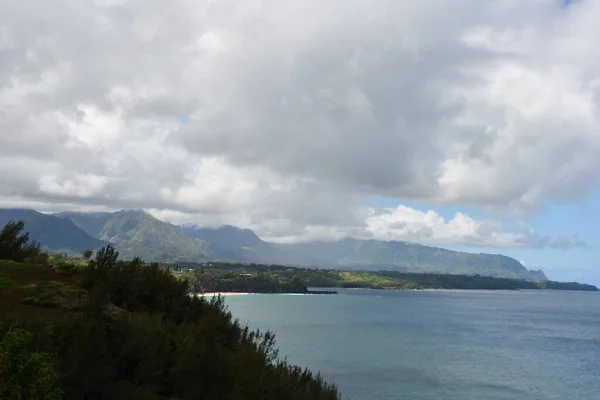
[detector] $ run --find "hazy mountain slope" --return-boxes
[55,211,112,237]
[94,210,209,261]
[0,209,107,254]
[182,225,278,262]
[273,239,548,280]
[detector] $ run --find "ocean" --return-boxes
[224,289,600,400]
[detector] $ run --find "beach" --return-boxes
[190,292,255,297]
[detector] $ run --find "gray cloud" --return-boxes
[0,0,598,246]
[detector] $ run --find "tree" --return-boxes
[82,249,94,260]
[94,244,119,270]
[0,220,39,262]
[0,326,63,400]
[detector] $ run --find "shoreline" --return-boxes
[190,289,339,297]
[191,292,255,297]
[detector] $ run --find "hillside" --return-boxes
[0,255,339,399]
[273,239,548,280]
[182,224,277,263]
[0,208,552,280]
[88,210,210,261]
[54,211,112,237]
[0,209,106,254]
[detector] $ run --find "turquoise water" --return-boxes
[224,289,600,400]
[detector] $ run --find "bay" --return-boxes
[224,289,600,400]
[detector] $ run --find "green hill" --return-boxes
[93,210,210,261]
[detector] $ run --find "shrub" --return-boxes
[0,277,17,288]
[0,221,41,262]
[0,325,63,400]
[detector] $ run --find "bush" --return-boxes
[65,246,341,399]
[0,221,41,262]
[0,325,63,400]
[0,277,17,288]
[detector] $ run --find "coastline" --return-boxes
[191,292,255,297]
[190,289,339,297]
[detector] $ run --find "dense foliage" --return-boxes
[0,222,341,400]
[0,325,63,400]
[0,220,41,262]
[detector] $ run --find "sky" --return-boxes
[0,0,599,284]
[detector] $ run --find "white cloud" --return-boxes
[0,0,598,247]
[364,205,555,248]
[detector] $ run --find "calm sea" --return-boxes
[224,289,600,400]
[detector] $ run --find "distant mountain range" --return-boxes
[0,208,548,280]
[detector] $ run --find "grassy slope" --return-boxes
[0,260,77,330]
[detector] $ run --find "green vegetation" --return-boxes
[1,208,550,279]
[0,277,17,288]
[185,265,310,294]
[0,221,341,399]
[177,261,599,292]
[0,325,64,400]
[0,220,41,262]
[70,209,210,262]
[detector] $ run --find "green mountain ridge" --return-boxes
[0,209,107,254]
[0,208,548,280]
[272,238,548,280]
[68,210,210,262]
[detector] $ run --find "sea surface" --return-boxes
[224,289,600,400]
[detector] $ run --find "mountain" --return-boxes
[272,239,548,280]
[181,224,277,263]
[0,208,548,280]
[0,209,106,254]
[54,211,112,238]
[65,210,210,262]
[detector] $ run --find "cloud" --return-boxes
[364,205,559,248]
[0,0,598,246]
[549,235,587,250]
[146,204,581,250]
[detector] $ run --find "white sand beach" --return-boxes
[190,292,255,297]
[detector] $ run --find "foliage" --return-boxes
[0,220,41,262]
[63,245,340,399]
[187,267,308,293]
[0,325,63,400]
[0,240,341,399]
[175,261,599,292]
[22,281,85,310]
[82,249,93,260]
[0,277,17,288]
